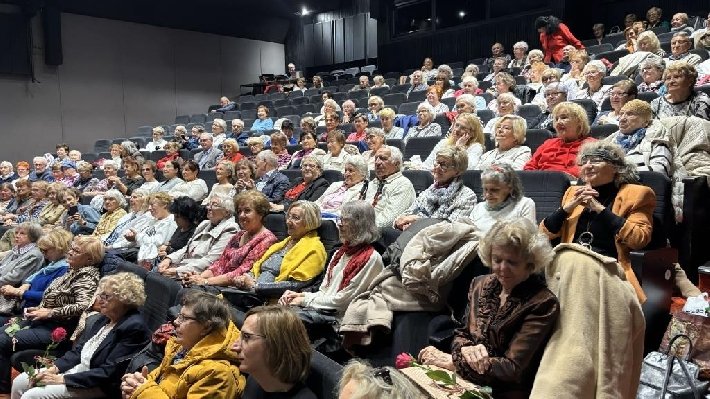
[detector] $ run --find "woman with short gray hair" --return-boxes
[0,222,44,288]
[637,56,666,93]
[510,41,529,68]
[271,155,329,212]
[406,102,442,144]
[315,155,369,215]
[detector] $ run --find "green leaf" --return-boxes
[425,369,456,385]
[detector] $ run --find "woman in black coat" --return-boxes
[271,155,330,212]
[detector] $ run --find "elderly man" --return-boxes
[229,118,249,146]
[483,42,512,69]
[483,57,508,82]
[68,150,82,162]
[28,157,53,182]
[529,82,569,132]
[364,146,416,229]
[350,75,370,92]
[254,150,290,203]
[193,133,223,170]
[213,96,236,113]
[406,70,428,99]
[665,32,702,66]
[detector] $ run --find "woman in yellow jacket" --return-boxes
[233,200,327,293]
[121,290,246,399]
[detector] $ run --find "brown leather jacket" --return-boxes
[452,274,559,399]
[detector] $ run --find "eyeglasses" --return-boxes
[433,161,454,171]
[207,203,224,210]
[373,368,393,385]
[240,331,266,344]
[545,91,564,97]
[577,156,606,166]
[610,91,629,97]
[301,163,319,170]
[175,313,198,323]
[98,292,114,302]
[67,245,82,255]
[142,168,152,172]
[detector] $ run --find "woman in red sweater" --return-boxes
[535,16,584,66]
[524,101,596,178]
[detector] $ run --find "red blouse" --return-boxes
[208,229,278,281]
[539,23,584,64]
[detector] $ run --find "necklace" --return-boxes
[577,189,616,250]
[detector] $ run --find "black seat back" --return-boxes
[518,171,571,223]
[402,170,434,195]
[637,171,673,249]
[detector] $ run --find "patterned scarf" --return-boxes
[419,179,464,217]
[11,242,37,259]
[616,127,646,153]
[326,244,375,291]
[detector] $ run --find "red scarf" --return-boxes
[285,181,307,200]
[326,244,375,291]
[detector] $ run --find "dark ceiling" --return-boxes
[6,0,344,43]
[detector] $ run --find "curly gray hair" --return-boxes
[577,141,639,186]
[480,163,525,201]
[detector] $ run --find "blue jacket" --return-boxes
[257,170,291,203]
[251,118,274,132]
[0,173,17,184]
[28,169,54,182]
[56,311,151,399]
[68,204,101,235]
[22,261,68,308]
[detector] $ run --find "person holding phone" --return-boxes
[60,188,101,236]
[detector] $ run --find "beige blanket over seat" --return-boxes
[530,243,645,399]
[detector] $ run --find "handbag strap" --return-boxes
[667,333,694,361]
[660,353,703,399]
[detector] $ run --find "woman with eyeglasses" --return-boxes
[138,160,160,193]
[423,113,485,171]
[0,235,102,397]
[346,114,369,143]
[487,73,520,114]
[91,189,128,242]
[288,131,324,170]
[483,92,518,134]
[650,61,710,120]
[231,305,314,398]
[594,80,638,126]
[143,127,167,152]
[406,103,442,143]
[12,272,150,399]
[316,155,369,215]
[470,164,536,234]
[572,60,612,111]
[366,96,384,121]
[121,290,245,399]
[477,115,532,171]
[362,128,387,171]
[168,160,208,202]
[395,146,477,231]
[338,360,424,399]
[637,57,666,94]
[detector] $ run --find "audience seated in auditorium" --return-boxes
[535,15,584,66]
[573,60,612,111]
[0,235,102,396]
[232,201,326,293]
[228,119,248,146]
[232,306,316,398]
[193,133,223,171]
[483,42,512,70]
[590,23,605,45]
[365,146,416,229]
[245,136,265,163]
[482,57,508,82]
[423,113,485,170]
[509,41,529,69]
[418,218,558,398]
[406,70,428,98]
[339,360,424,399]
[0,162,16,184]
[121,290,245,399]
[28,156,53,183]
[487,72,521,113]
[158,194,237,278]
[472,164,537,234]
[396,146,477,231]
[12,272,149,399]
[156,160,184,193]
[272,155,329,212]
[478,115,532,170]
[666,32,702,66]
[650,61,710,119]
[0,222,44,288]
[406,103,442,143]
[379,108,405,139]
[366,95,384,121]
[594,80,638,126]
[137,160,160,193]
[0,181,48,232]
[454,77,487,110]
[671,12,695,35]
[202,160,235,206]
[351,75,370,92]
[362,128,387,171]
[213,96,236,113]
[347,114,369,143]
[254,150,290,203]
[211,119,228,149]
[316,155,368,215]
[484,92,518,133]
[183,191,277,288]
[168,161,208,202]
[603,99,673,177]
[61,188,100,236]
[425,86,450,114]
[251,105,274,133]
[158,197,203,258]
[525,101,596,177]
[104,189,152,248]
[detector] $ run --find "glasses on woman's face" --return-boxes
[433,160,454,171]
[610,91,629,98]
[175,313,198,323]
[577,156,606,166]
[239,331,265,344]
[98,292,114,302]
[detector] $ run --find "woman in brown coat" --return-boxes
[418,218,559,399]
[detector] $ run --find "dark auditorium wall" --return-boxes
[0,13,285,163]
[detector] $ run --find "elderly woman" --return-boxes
[91,189,128,241]
[346,113,368,143]
[219,138,243,164]
[395,146,478,230]
[115,157,145,197]
[319,112,341,143]
[10,181,49,226]
[524,101,597,178]
[143,127,167,152]
[488,73,521,114]
[379,107,405,140]
[50,164,63,185]
[210,118,228,148]
[0,162,16,184]
[184,191,277,288]
[366,95,384,121]
[541,141,657,302]
[12,272,150,399]
[483,92,518,133]
[462,63,480,80]
[36,183,66,228]
[61,188,100,236]
[594,80,638,126]
[509,41,529,68]
[573,60,612,110]
[603,99,673,177]
[362,128,387,170]
[288,131,323,169]
[470,164,536,233]
[232,201,326,293]
[157,197,203,259]
[101,144,123,170]
[157,193,238,278]
[650,61,710,119]
[322,131,354,173]
[168,160,208,201]
[425,86,449,114]
[300,116,317,138]
[478,115,532,170]
[121,291,245,399]
[58,161,80,188]
[341,100,357,124]
[128,192,177,267]
[637,57,666,94]
[273,155,329,212]
[560,50,589,87]
[251,105,274,133]
[82,160,119,198]
[423,113,485,171]
[0,183,15,215]
[530,68,564,110]
[316,155,368,215]
[418,218,559,398]
[105,189,153,248]
[233,159,256,195]
[0,235,102,396]
[454,79,487,110]
[406,102,442,143]
[231,306,313,397]
[138,160,160,193]
[522,49,546,79]
[312,75,323,89]
[156,142,182,171]
[0,229,72,318]
[269,132,292,169]
[372,75,388,88]
[280,201,383,328]
[72,162,99,193]
[245,136,265,163]
[15,161,30,183]
[202,160,235,205]
[637,31,666,56]
[0,222,44,289]
[339,360,423,399]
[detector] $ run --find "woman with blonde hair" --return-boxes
[423,113,485,170]
[219,138,243,164]
[366,95,384,121]
[478,115,532,170]
[378,108,404,139]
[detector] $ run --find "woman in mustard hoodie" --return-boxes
[121,290,245,399]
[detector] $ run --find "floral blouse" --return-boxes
[208,229,277,283]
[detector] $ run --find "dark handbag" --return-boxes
[637,334,709,398]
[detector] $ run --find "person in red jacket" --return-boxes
[524,101,596,178]
[535,15,585,66]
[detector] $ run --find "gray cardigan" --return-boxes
[0,246,44,287]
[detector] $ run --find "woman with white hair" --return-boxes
[211,118,228,148]
[454,78,487,110]
[91,189,128,241]
[470,164,536,233]
[315,155,369,215]
[143,127,167,152]
[366,95,385,121]
[315,99,341,127]
[0,162,16,184]
[572,60,612,110]
[405,102,442,143]
[509,41,529,69]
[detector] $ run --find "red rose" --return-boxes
[50,327,67,343]
[395,352,415,369]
